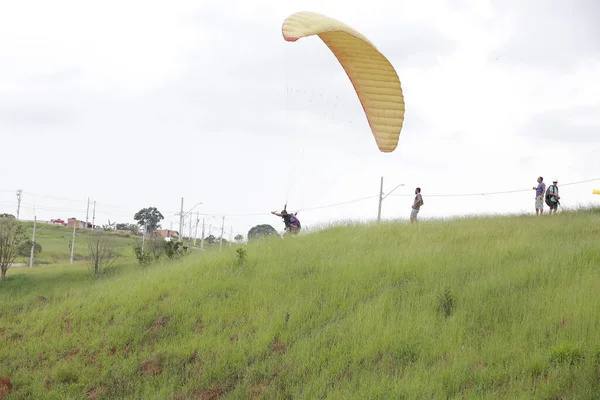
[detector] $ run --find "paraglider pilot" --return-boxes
[271,208,301,235]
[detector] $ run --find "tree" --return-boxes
[18,240,42,257]
[134,207,164,232]
[0,217,27,281]
[247,224,279,242]
[87,232,119,278]
[116,223,139,234]
[164,241,189,260]
[103,220,116,231]
[234,234,244,243]
[204,234,217,244]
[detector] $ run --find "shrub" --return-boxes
[87,232,119,278]
[437,287,455,318]
[549,343,584,366]
[235,247,247,266]
[17,240,42,257]
[134,237,189,267]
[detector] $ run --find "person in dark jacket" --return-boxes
[547,180,560,214]
[271,208,301,234]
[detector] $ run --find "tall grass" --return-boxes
[1,209,600,399]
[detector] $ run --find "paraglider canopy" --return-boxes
[281,11,405,153]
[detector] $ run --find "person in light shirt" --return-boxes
[532,176,546,215]
[410,187,424,223]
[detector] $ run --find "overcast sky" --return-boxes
[1,0,599,238]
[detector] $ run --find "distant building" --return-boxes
[67,218,86,229]
[153,229,179,239]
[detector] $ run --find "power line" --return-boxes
[2,176,599,225]
[197,211,269,217]
[389,177,600,198]
[195,195,380,217]
[21,191,139,215]
[298,195,380,212]
[22,192,87,203]
[0,201,133,218]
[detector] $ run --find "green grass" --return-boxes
[1,209,600,399]
[14,223,140,265]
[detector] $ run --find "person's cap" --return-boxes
[553,179,558,183]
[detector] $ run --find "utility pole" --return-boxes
[188,213,193,243]
[16,190,22,220]
[92,201,96,229]
[194,212,199,246]
[200,218,205,250]
[229,226,233,247]
[69,223,76,264]
[219,216,225,251]
[85,197,90,228]
[178,197,184,242]
[29,215,37,267]
[377,176,384,223]
[377,176,405,223]
[141,223,146,256]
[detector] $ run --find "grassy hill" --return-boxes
[14,222,221,267]
[14,223,140,265]
[1,209,600,399]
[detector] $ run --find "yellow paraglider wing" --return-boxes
[282,11,405,153]
[593,189,600,195]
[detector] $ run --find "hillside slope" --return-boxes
[14,223,139,265]
[1,210,600,399]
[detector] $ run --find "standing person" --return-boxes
[410,187,423,223]
[532,176,546,215]
[546,180,560,214]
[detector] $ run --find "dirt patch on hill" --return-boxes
[0,377,12,399]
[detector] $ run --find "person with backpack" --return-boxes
[271,208,301,235]
[546,180,560,214]
[532,176,546,215]
[410,187,424,223]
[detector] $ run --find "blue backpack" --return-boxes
[289,214,300,228]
